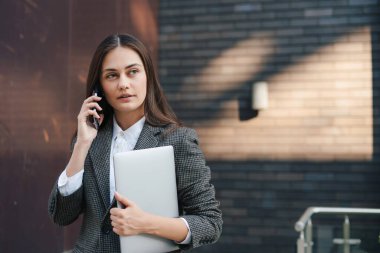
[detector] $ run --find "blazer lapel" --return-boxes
[133,123,162,150]
[89,119,113,209]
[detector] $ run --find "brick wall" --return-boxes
[159,1,380,252]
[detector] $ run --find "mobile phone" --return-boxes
[89,88,101,130]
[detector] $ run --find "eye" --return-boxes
[105,72,118,80]
[128,69,139,76]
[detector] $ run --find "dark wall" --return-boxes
[0,0,158,252]
[0,1,70,252]
[158,1,380,253]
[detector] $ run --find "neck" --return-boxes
[114,111,144,130]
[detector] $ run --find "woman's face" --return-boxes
[100,46,147,119]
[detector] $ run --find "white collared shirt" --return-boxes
[109,116,146,201]
[57,116,191,244]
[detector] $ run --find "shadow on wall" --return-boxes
[199,160,380,253]
[159,0,379,161]
[158,2,380,252]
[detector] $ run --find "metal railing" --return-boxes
[294,207,380,253]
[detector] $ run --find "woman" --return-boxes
[48,34,222,253]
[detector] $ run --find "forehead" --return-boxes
[102,46,143,69]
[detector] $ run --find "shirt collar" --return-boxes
[112,115,146,142]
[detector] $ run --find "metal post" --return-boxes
[297,231,305,253]
[343,215,350,253]
[306,220,313,253]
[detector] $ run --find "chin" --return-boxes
[114,105,144,115]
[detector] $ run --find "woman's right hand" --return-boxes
[76,95,104,146]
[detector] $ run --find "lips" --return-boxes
[117,94,135,99]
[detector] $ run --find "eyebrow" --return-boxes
[102,63,142,73]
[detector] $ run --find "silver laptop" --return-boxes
[113,146,180,253]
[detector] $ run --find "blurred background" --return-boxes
[0,0,379,252]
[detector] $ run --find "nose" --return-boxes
[118,74,130,90]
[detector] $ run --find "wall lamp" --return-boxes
[252,81,269,110]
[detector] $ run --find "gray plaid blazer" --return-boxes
[48,119,222,253]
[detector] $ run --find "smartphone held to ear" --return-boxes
[88,88,102,130]
[91,107,100,130]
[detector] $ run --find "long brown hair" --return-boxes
[86,34,181,128]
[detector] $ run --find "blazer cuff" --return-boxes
[57,169,84,196]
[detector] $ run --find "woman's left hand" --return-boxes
[110,192,154,236]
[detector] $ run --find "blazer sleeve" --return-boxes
[174,128,223,250]
[48,182,84,226]
[47,136,85,226]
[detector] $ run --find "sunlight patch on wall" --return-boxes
[195,27,373,161]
